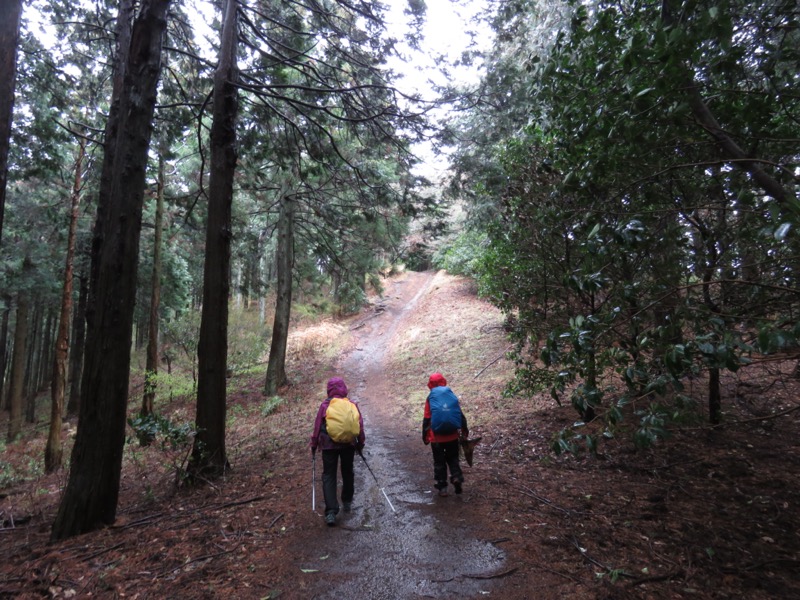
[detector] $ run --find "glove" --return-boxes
[311,446,317,457]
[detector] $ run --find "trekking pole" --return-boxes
[356,446,396,513]
[312,450,317,511]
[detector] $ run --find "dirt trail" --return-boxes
[4,269,800,599]
[292,271,506,598]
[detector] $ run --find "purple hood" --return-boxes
[327,377,348,398]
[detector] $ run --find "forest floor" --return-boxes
[1,269,800,599]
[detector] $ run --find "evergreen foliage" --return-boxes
[451,0,800,451]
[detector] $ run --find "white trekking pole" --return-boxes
[356,446,396,513]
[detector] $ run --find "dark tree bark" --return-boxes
[0,297,9,410]
[51,0,172,541]
[190,0,239,478]
[46,138,86,472]
[265,193,295,396]
[41,311,56,393]
[139,151,166,445]
[0,0,23,245]
[6,295,28,442]
[66,274,87,417]
[24,302,42,423]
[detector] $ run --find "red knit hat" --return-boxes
[427,372,447,389]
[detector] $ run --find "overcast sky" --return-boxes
[383,0,492,177]
[385,0,487,93]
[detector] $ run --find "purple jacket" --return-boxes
[309,377,365,451]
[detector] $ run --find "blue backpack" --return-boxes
[428,386,463,434]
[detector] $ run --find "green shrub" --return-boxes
[136,369,197,402]
[293,300,332,322]
[403,241,433,271]
[260,396,284,417]
[228,306,270,373]
[432,229,487,277]
[127,413,196,451]
[335,281,366,315]
[0,459,16,488]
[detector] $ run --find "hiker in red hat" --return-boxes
[422,372,469,497]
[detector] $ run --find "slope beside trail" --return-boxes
[286,270,507,598]
[4,268,798,599]
[4,270,800,599]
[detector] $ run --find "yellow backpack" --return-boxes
[325,397,360,444]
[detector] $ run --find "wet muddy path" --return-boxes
[293,272,507,599]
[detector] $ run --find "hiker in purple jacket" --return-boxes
[310,377,365,526]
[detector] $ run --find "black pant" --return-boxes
[431,440,463,490]
[322,447,355,515]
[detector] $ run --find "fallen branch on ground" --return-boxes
[474,345,513,378]
[269,513,284,528]
[519,484,575,515]
[79,542,125,562]
[217,495,266,510]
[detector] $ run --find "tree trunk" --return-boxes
[139,151,166,445]
[51,0,172,541]
[42,311,57,392]
[6,295,28,442]
[0,0,23,244]
[190,0,239,478]
[66,274,88,417]
[0,297,10,410]
[45,138,85,472]
[265,193,295,395]
[24,302,42,423]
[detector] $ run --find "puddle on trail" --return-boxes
[300,419,506,599]
[297,272,506,598]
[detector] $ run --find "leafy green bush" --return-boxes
[260,396,283,417]
[162,309,200,369]
[433,229,487,277]
[293,299,333,322]
[335,281,366,315]
[228,306,270,374]
[127,413,196,451]
[0,452,16,488]
[0,454,43,489]
[366,272,384,297]
[136,369,197,402]
[403,241,433,271]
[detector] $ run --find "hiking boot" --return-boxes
[438,488,448,497]
[325,513,336,526]
[453,481,463,495]
[343,502,352,513]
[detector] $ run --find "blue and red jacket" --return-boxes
[422,373,468,444]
